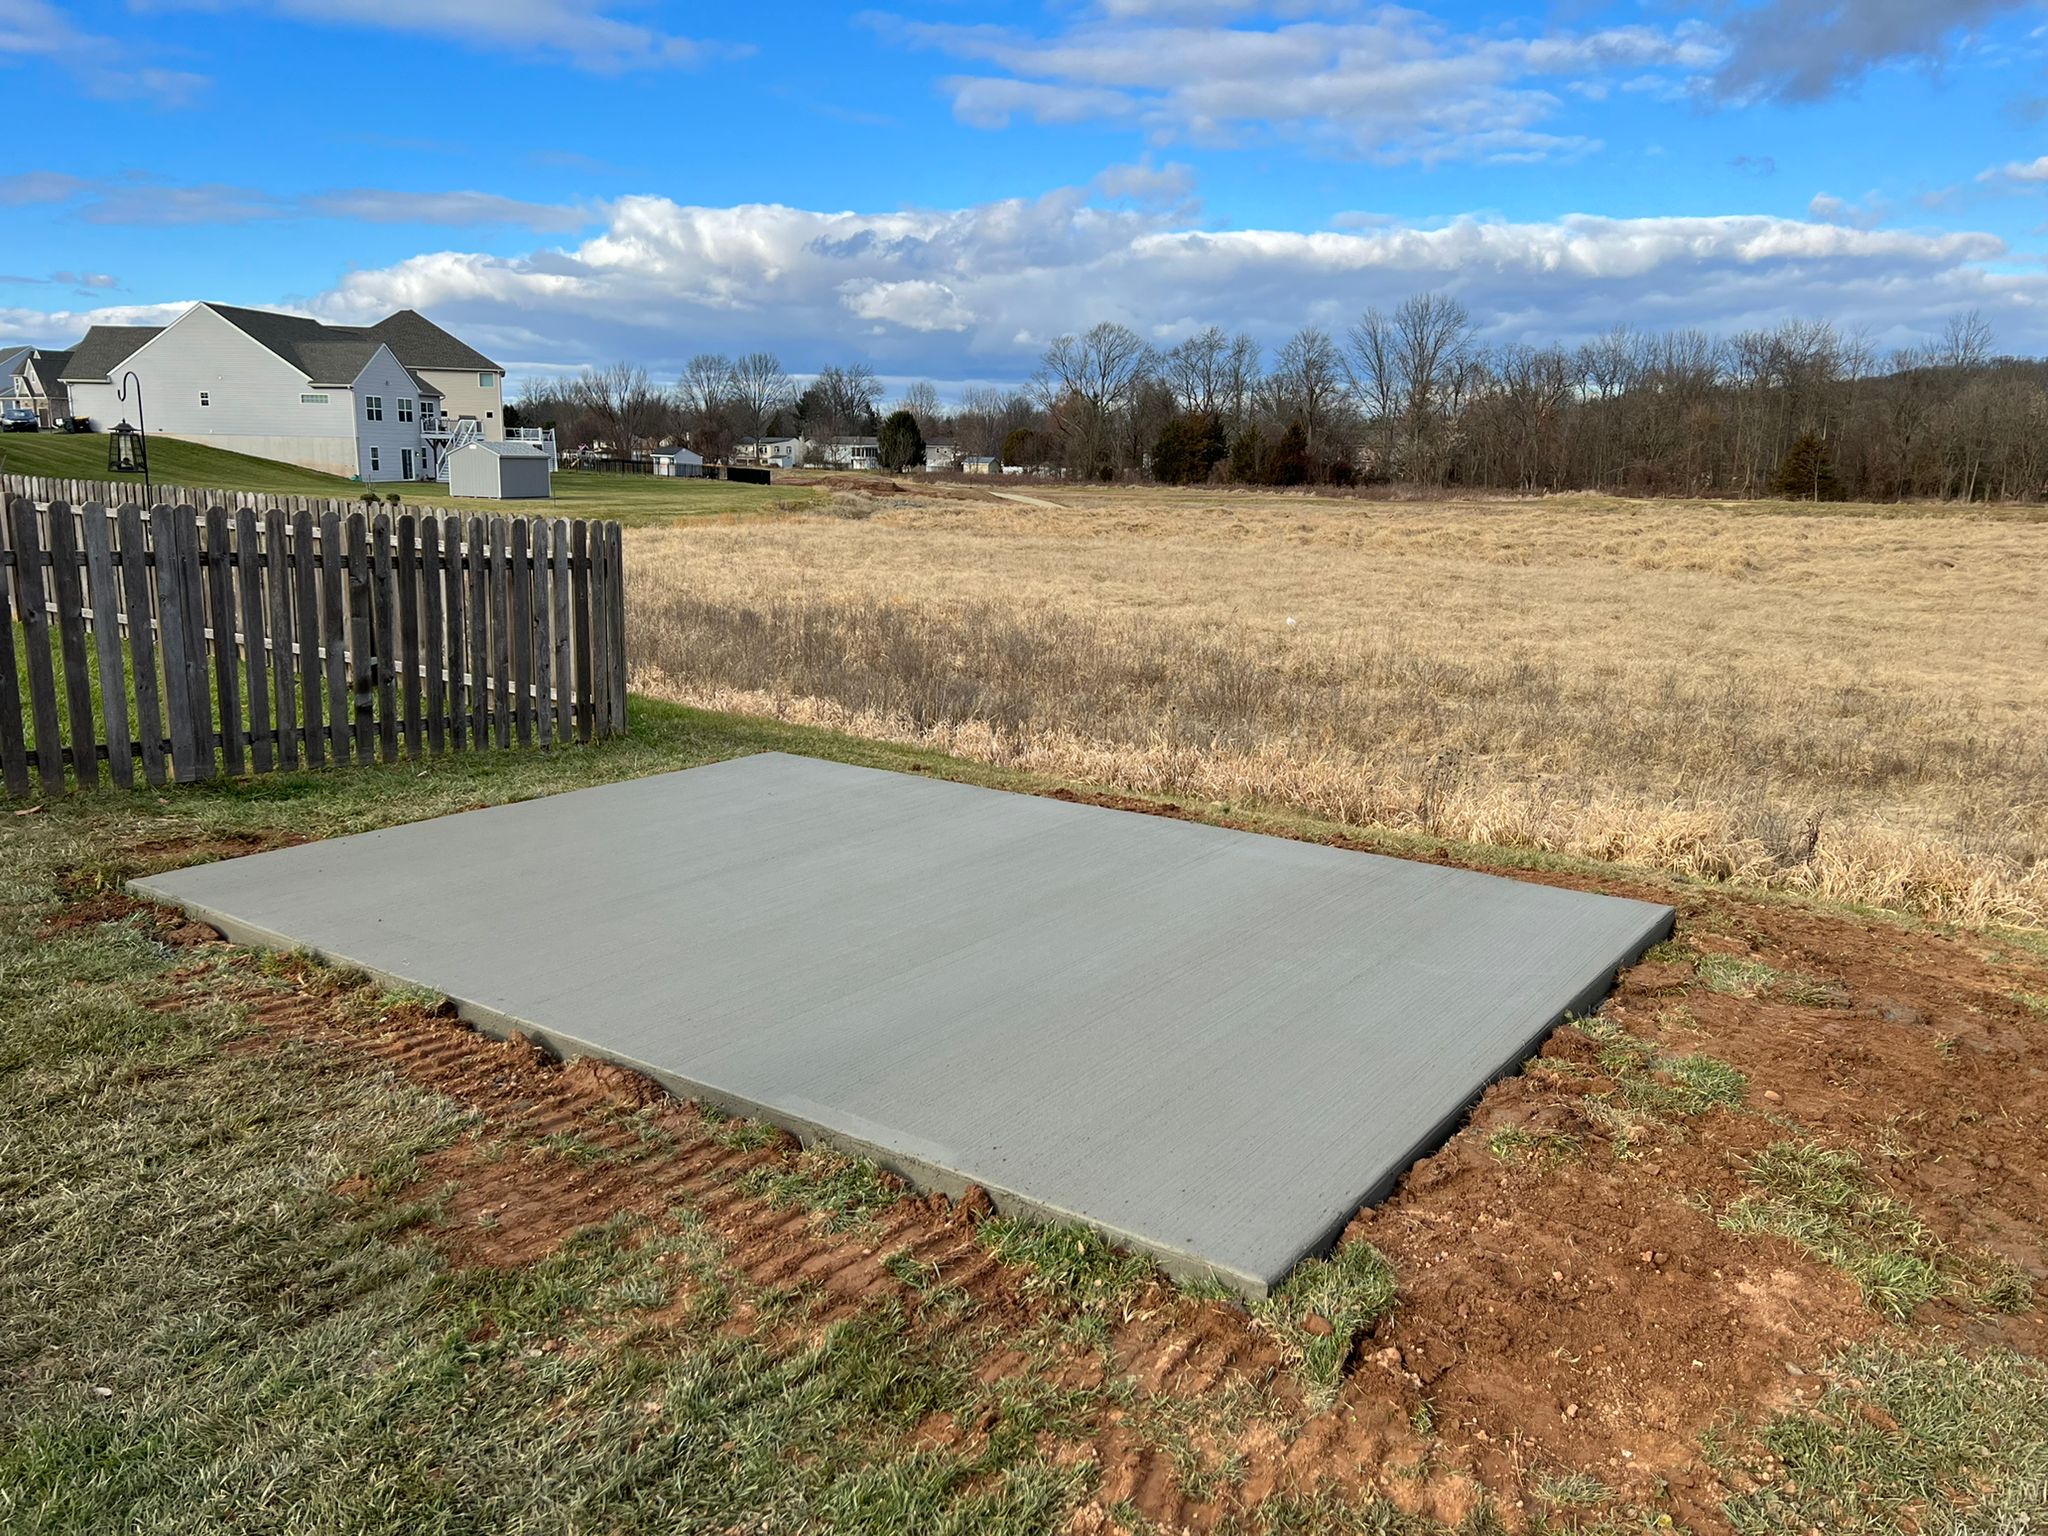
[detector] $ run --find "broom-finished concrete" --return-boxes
[132,751,1673,1295]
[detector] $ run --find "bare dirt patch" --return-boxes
[145,868,2048,1533]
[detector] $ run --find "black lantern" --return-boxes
[108,419,148,474]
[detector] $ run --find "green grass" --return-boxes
[1719,1141,1948,1321]
[737,1146,906,1232]
[0,432,818,525]
[0,703,1120,1534]
[1569,1015,1748,1122]
[976,1217,1158,1314]
[1722,1342,2048,1535]
[1251,1241,1398,1409]
[1651,941,1844,1008]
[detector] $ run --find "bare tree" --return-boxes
[571,362,669,454]
[1939,308,1994,373]
[1164,327,1229,415]
[1345,308,1400,476]
[898,379,944,434]
[803,363,884,446]
[1269,327,1346,459]
[728,351,796,441]
[1034,322,1156,477]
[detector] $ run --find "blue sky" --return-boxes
[4,1,2046,390]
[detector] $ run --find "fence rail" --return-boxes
[1,482,626,796]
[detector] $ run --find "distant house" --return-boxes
[651,445,704,478]
[959,455,997,475]
[922,440,960,471]
[819,435,880,470]
[446,439,551,500]
[0,343,75,426]
[733,436,801,469]
[54,302,508,483]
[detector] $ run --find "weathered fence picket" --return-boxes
[0,479,626,796]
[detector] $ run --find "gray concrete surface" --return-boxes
[131,751,1673,1295]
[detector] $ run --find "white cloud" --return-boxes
[0,0,210,105]
[8,186,2038,378]
[886,9,1723,164]
[304,189,594,232]
[839,279,976,332]
[1091,157,1198,210]
[4,174,592,230]
[1980,154,2048,184]
[225,190,2038,383]
[1808,191,1888,228]
[1713,0,2026,103]
[133,0,736,73]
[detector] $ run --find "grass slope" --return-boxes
[0,432,817,525]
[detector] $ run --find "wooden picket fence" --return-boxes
[0,484,627,796]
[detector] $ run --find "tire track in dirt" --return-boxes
[106,865,2048,1534]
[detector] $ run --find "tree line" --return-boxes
[510,300,2048,500]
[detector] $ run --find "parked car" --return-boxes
[2,407,40,432]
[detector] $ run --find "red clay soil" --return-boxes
[104,844,2048,1535]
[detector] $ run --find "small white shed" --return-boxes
[651,445,704,478]
[448,439,552,500]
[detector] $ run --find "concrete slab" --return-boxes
[131,752,1672,1295]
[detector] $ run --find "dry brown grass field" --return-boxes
[625,482,2048,928]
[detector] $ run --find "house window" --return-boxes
[478,371,494,388]
[365,395,383,422]
[401,448,414,479]
[300,393,328,405]
[369,446,380,473]
[398,397,414,423]
[198,391,210,407]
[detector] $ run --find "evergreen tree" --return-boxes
[1228,425,1264,484]
[1267,422,1310,486]
[878,409,925,473]
[1772,430,1843,501]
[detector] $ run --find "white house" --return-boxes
[360,309,505,441]
[818,435,880,470]
[0,343,76,426]
[733,436,801,469]
[55,303,507,483]
[922,440,960,471]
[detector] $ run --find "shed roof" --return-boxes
[451,439,549,459]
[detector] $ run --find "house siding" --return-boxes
[351,347,429,482]
[416,366,503,440]
[69,305,361,475]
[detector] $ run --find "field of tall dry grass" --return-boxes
[625,483,2048,928]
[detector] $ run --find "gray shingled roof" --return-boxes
[59,305,494,390]
[366,310,500,373]
[58,326,161,382]
[207,305,390,386]
[32,350,72,413]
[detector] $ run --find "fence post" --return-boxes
[119,504,166,788]
[0,506,30,796]
[10,498,67,793]
[81,503,134,788]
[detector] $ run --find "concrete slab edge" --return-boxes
[129,877,1676,1301]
